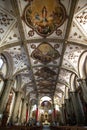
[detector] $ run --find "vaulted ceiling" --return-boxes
[0,0,87,105]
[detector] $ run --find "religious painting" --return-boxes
[35,67,57,79]
[38,90,50,93]
[37,80,55,87]
[22,0,67,36]
[31,42,60,64]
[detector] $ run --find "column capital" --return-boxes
[77,78,86,83]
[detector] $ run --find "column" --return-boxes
[0,79,14,118]
[65,99,70,116]
[52,103,55,122]
[36,99,39,122]
[11,91,22,124]
[78,79,87,103]
[36,107,38,122]
[27,103,31,122]
[19,98,24,124]
[59,106,65,125]
[20,98,27,124]
[61,104,66,125]
[26,103,29,123]
[53,107,55,122]
[65,97,76,125]
[70,92,85,125]
[65,99,71,124]
[68,93,77,125]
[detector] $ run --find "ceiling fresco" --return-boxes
[31,42,60,64]
[34,67,57,79]
[37,80,55,88]
[27,41,63,66]
[18,0,71,39]
[22,0,67,37]
[0,0,87,105]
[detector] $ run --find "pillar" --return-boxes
[78,79,87,103]
[20,98,27,124]
[26,103,29,123]
[11,91,22,124]
[70,92,85,125]
[36,107,38,122]
[59,106,65,125]
[65,97,77,125]
[61,104,66,125]
[52,103,56,122]
[0,79,14,120]
[65,99,71,124]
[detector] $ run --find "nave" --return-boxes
[0,0,87,129]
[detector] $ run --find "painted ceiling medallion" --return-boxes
[31,42,60,64]
[35,67,57,79]
[22,0,66,36]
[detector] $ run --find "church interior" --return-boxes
[0,0,87,130]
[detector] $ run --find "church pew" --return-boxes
[50,126,87,130]
[77,127,87,130]
[0,126,42,130]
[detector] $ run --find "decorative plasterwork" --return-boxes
[3,23,21,44]
[21,75,32,88]
[68,1,87,44]
[56,83,65,93]
[62,44,86,73]
[26,86,34,95]
[75,0,87,13]
[30,93,37,100]
[68,22,87,44]
[19,69,30,74]
[58,69,72,85]
[4,46,28,74]
[0,6,17,45]
[62,58,76,72]
[74,5,87,37]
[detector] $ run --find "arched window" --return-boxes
[0,55,7,97]
[0,58,3,68]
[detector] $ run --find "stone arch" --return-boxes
[1,51,14,79]
[70,73,76,92]
[30,99,37,106]
[78,51,87,79]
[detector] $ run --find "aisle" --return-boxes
[42,125,50,130]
